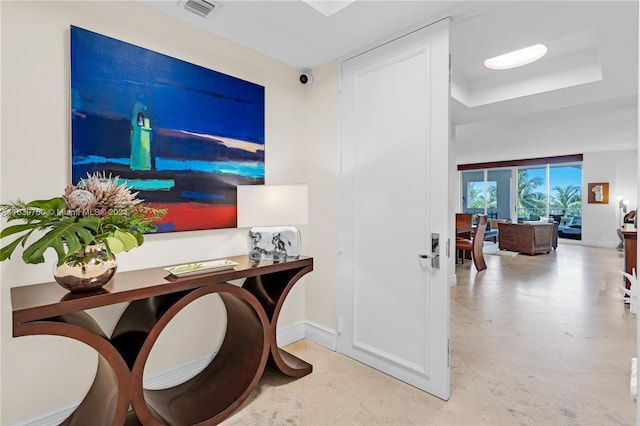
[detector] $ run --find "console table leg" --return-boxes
[14,315,131,426]
[128,284,269,426]
[243,265,314,378]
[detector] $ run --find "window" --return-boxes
[459,155,582,240]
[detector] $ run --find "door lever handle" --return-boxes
[419,253,440,259]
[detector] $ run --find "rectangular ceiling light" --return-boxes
[302,0,356,16]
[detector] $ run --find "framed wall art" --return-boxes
[587,182,609,204]
[70,26,265,232]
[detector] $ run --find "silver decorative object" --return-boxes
[247,226,302,261]
[237,184,308,262]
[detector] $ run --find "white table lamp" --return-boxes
[237,184,308,261]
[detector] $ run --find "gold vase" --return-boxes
[53,243,117,293]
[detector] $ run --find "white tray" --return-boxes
[164,259,239,277]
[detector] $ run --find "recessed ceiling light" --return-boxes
[484,44,548,70]
[302,0,356,17]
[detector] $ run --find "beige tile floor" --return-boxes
[222,243,637,425]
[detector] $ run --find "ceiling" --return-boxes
[142,0,638,129]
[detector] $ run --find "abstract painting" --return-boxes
[70,26,265,232]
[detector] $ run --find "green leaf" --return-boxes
[75,216,102,234]
[0,223,39,239]
[21,217,102,265]
[114,229,139,252]
[105,236,124,254]
[0,233,31,261]
[61,229,84,255]
[25,197,66,211]
[131,231,144,246]
[48,234,66,266]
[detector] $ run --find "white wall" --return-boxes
[301,62,339,330]
[582,150,638,246]
[0,1,339,424]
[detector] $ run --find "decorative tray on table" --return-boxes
[164,259,239,277]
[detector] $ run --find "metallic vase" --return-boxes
[53,243,117,292]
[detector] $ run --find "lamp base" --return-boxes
[247,226,301,261]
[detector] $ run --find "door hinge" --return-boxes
[447,338,450,367]
[446,238,450,258]
[337,317,344,335]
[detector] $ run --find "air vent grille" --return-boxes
[184,0,217,17]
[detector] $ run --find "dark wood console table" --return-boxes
[11,255,313,425]
[622,226,637,290]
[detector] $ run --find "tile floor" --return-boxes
[222,243,637,425]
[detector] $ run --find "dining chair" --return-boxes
[455,212,472,263]
[455,213,472,239]
[456,214,488,271]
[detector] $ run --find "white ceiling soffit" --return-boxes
[452,30,603,108]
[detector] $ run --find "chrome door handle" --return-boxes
[419,233,440,269]
[419,253,440,260]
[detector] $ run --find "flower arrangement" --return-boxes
[0,172,166,266]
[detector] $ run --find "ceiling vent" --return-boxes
[183,0,219,18]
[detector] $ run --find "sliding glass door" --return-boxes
[516,166,546,221]
[460,168,511,219]
[487,168,511,219]
[549,164,582,218]
[461,169,484,215]
[549,163,582,240]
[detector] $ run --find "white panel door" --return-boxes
[337,19,450,400]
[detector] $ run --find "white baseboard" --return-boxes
[144,353,214,390]
[277,320,306,346]
[304,320,336,351]
[277,320,336,350]
[19,402,78,426]
[578,240,618,248]
[17,321,337,426]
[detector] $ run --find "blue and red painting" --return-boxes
[70,26,265,232]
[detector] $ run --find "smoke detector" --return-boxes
[181,0,220,18]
